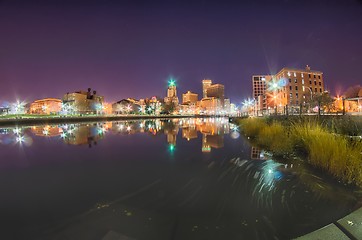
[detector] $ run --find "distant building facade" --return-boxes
[252,65,325,114]
[29,98,62,114]
[275,65,324,107]
[112,99,140,114]
[62,88,104,114]
[182,91,198,104]
[206,84,225,105]
[200,79,226,114]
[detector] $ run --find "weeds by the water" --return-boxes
[238,117,362,186]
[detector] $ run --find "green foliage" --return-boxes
[238,117,362,186]
[258,121,293,156]
[238,117,267,137]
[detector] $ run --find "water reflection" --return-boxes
[0,118,237,152]
[0,118,360,240]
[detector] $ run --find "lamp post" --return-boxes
[342,97,346,115]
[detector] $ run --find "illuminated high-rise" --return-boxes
[164,79,179,106]
[202,79,212,98]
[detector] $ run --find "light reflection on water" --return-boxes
[0,118,360,240]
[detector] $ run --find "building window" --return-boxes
[302,79,304,84]
[294,79,297,83]
[296,100,299,105]
[315,88,317,92]
[318,75,321,79]
[314,74,316,78]
[301,73,304,78]
[314,80,317,85]
[287,72,291,77]
[295,86,298,91]
[302,86,305,92]
[293,72,296,77]
[289,93,293,98]
[308,74,311,78]
[320,88,322,93]
[319,82,321,86]
[296,93,299,98]
[289,78,291,83]
[289,86,292,90]
[309,80,312,84]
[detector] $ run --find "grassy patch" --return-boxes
[238,117,362,186]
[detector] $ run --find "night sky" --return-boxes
[0,0,361,105]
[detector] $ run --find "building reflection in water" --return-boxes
[31,125,62,137]
[251,146,266,160]
[0,118,241,153]
[60,123,110,148]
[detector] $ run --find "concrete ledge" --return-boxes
[296,207,362,240]
[337,206,362,240]
[295,223,349,240]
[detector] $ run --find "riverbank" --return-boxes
[0,114,229,127]
[233,116,362,186]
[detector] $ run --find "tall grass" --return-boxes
[239,117,362,186]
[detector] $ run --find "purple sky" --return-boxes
[0,0,361,105]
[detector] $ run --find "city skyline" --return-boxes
[0,0,361,104]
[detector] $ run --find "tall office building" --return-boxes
[164,80,179,106]
[252,75,272,112]
[202,79,212,98]
[206,84,225,105]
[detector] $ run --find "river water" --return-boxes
[0,118,360,240]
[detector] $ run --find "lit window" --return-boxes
[302,86,305,92]
[293,72,296,77]
[301,73,304,78]
[302,79,304,84]
[287,72,291,77]
[294,79,297,83]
